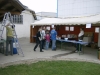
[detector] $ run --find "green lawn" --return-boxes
[0,61,100,75]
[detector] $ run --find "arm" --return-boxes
[5,23,11,30]
[78,31,84,37]
[55,31,57,38]
[38,32,42,41]
[5,25,9,30]
[39,37,41,41]
[50,30,52,36]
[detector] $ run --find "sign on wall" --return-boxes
[86,23,91,28]
[70,27,74,31]
[46,27,50,30]
[32,25,34,28]
[65,26,69,31]
[95,27,99,33]
[51,24,54,28]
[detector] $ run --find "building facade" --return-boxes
[0,0,37,39]
[36,12,57,20]
[0,9,36,39]
[15,9,35,38]
[57,0,100,18]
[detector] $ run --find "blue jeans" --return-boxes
[6,36,13,55]
[52,40,56,50]
[45,41,49,50]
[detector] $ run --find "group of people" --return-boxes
[33,27,57,52]
[33,27,84,52]
[5,24,84,56]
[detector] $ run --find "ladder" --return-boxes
[0,12,24,57]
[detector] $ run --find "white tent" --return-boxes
[31,18,61,25]
[31,14,100,26]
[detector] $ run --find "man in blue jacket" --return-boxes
[50,27,57,50]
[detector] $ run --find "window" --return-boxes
[12,15,23,24]
[0,15,23,24]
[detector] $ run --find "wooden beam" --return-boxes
[0,1,8,9]
[10,1,22,12]
[0,9,21,15]
[6,6,15,11]
[0,14,4,17]
[12,8,18,11]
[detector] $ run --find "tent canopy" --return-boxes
[31,14,100,26]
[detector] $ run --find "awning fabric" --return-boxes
[31,14,100,26]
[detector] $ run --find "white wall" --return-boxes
[0,10,35,39]
[15,10,35,38]
[36,12,57,20]
[58,0,100,18]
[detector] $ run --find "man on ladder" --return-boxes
[5,23,14,56]
[0,12,24,56]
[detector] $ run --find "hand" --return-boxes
[6,23,10,26]
[39,39,42,41]
[5,24,9,27]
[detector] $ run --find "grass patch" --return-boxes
[0,61,100,75]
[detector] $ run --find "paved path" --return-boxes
[0,38,100,67]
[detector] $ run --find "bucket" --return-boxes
[13,38,18,54]
[13,48,17,54]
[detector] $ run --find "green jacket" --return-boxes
[6,26,13,37]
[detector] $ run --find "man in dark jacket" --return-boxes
[33,28,43,52]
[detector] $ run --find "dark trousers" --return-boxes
[6,36,13,55]
[34,40,42,51]
[76,43,82,51]
[42,39,45,49]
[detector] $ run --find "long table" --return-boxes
[56,39,88,55]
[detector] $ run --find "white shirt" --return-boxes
[78,30,84,37]
[42,30,45,39]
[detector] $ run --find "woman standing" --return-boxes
[45,33,50,50]
[33,28,43,52]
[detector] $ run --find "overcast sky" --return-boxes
[19,0,57,13]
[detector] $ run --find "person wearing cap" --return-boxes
[50,27,57,50]
[33,28,44,52]
[5,23,14,56]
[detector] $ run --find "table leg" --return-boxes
[3,43,4,54]
[61,41,62,49]
[79,44,81,55]
[0,43,4,54]
[82,45,84,54]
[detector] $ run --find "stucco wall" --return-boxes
[0,10,35,39]
[15,10,35,38]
